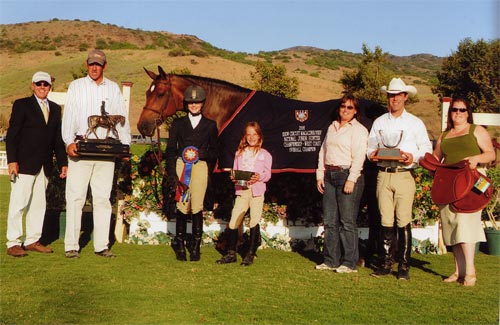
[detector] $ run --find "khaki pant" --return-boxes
[6,169,48,248]
[376,171,415,227]
[65,158,115,252]
[175,158,208,214]
[229,189,264,229]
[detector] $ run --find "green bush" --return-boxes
[485,166,500,219]
[168,48,185,57]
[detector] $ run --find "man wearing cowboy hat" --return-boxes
[367,77,432,280]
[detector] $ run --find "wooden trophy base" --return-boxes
[76,139,130,158]
[373,148,405,161]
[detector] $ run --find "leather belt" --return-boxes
[378,167,412,173]
[325,165,348,171]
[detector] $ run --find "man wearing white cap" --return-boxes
[367,77,432,280]
[5,71,68,257]
[62,49,131,259]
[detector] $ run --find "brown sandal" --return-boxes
[463,274,477,287]
[443,273,461,283]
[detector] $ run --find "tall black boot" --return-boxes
[216,228,238,264]
[189,212,203,261]
[173,212,187,261]
[241,224,261,266]
[397,224,412,280]
[371,226,394,277]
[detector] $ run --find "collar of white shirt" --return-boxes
[188,113,202,128]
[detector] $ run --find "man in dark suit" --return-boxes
[5,71,68,257]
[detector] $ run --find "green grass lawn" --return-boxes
[1,174,499,324]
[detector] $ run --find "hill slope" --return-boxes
[1,19,446,138]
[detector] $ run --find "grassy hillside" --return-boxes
[0,19,487,141]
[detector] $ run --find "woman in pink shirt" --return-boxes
[216,121,272,266]
[315,94,368,273]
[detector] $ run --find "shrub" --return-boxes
[168,48,185,57]
[412,167,440,227]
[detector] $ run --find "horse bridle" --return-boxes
[141,77,179,177]
[142,78,176,125]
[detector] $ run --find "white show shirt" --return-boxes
[367,109,432,168]
[188,113,202,129]
[61,75,131,145]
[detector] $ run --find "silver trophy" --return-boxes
[231,170,254,188]
[374,130,404,161]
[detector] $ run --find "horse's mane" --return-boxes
[172,74,251,93]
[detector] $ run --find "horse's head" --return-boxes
[137,66,183,137]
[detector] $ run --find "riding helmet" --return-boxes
[184,85,206,103]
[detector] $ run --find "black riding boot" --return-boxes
[371,226,394,277]
[216,228,238,264]
[397,224,412,280]
[173,212,187,261]
[241,224,261,266]
[189,212,203,261]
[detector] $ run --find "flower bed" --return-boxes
[117,153,444,253]
[125,211,439,254]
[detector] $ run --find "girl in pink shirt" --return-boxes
[216,121,272,266]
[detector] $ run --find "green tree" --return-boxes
[340,44,393,104]
[250,62,299,99]
[433,38,500,113]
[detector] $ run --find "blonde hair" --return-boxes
[236,121,263,156]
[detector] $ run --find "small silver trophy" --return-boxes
[231,170,254,188]
[373,130,404,161]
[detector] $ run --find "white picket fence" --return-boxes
[0,150,6,174]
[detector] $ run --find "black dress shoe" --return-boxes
[397,265,410,280]
[370,264,392,277]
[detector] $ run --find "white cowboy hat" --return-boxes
[380,78,417,97]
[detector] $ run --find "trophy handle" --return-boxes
[379,130,404,149]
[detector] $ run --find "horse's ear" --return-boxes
[144,67,157,80]
[158,66,167,78]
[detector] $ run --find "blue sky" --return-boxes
[0,0,498,57]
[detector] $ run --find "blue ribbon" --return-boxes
[178,146,199,202]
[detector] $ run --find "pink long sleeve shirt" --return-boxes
[233,147,272,197]
[316,119,368,183]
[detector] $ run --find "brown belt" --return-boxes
[377,167,412,173]
[325,165,347,171]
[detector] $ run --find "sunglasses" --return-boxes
[34,81,50,87]
[451,108,467,113]
[340,104,355,110]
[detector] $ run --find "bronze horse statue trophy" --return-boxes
[85,114,126,140]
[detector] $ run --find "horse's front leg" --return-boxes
[112,127,119,139]
[84,127,94,139]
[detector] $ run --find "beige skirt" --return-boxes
[440,204,486,245]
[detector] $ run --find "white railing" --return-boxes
[0,150,7,172]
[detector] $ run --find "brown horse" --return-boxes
[137,66,386,171]
[86,114,126,139]
[137,66,387,225]
[137,66,252,137]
